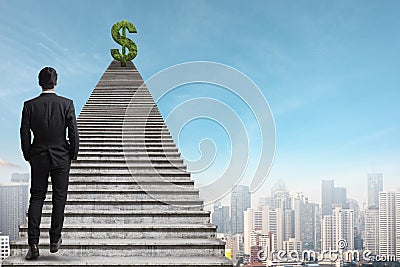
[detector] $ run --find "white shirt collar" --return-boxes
[42,90,55,93]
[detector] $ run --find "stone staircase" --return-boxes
[2,61,232,266]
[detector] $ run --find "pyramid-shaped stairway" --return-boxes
[3,61,232,266]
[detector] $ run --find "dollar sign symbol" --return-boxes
[110,20,137,67]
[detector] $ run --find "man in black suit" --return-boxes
[20,67,79,260]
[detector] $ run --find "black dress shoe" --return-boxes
[50,237,62,253]
[26,244,39,260]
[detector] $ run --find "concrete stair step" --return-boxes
[42,199,203,211]
[67,173,191,179]
[71,162,185,168]
[79,133,173,137]
[76,151,180,156]
[70,168,188,174]
[88,94,152,96]
[49,187,198,192]
[78,135,171,139]
[69,168,188,175]
[78,114,162,116]
[10,238,225,257]
[75,155,182,161]
[59,179,195,187]
[78,116,163,119]
[78,144,177,148]
[78,115,163,118]
[80,108,159,112]
[54,183,194,191]
[78,140,175,144]
[74,157,182,162]
[79,146,178,153]
[78,126,169,130]
[78,124,163,126]
[45,189,199,201]
[78,131,169,134]
[77,147,177,152]
[77,124,167,128]
[19,224,216,239]
[37,209,211,224]
[80,114,163,117]
[2,255,232,266]
[85,98,153,101]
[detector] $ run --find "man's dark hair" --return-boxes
[38,67,57,89]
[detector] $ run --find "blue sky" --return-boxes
[0,1,399,205]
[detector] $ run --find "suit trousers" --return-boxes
[28,151,70,245]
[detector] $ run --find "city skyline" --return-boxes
[214,175,399,264]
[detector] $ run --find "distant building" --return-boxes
[333,187,347,209]
[230,234,244,264]
[270,190,290,210]
[262,205,284,250]
[364,207,379,255]
[284,209,295,241]
[294,195,319,250]
[378,191,400,259]
[230,185,251,235]
[368,173,383,208]
[321,207,354,251]
[257,196,272,209]
[313,205,322,251]
[0,234,10,261]
[250,244,263,264]
[321,180,334,217]
[0,183,29,240]
[321,215,333,251]
[10,173,30,183]
[321,180,348,216]
[212,202,230,233]
[244,208,263,254]
[283,238,302,254]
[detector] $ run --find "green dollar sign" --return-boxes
[110,20,137,67]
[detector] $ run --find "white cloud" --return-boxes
[0,158,22,169]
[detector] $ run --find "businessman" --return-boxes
[20,67,79,260]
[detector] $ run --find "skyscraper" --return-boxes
[294,196,319,250]
[259,204,287,251]
[321,180,348,216]
[378,191,399,259]
[321,215,332,251]
[244,208,263,254]
[230,185,251,235]
[333,187,347,209]
[0,183,29,240]
[321,207,354,250]
[284,209,295,241]
[364,207,379,255]
[396,192,400,260]
[212,202,230,233]
[321,180,334,216]
[0,234,10,262]
[314,205,322,251]
[368,173,383,208]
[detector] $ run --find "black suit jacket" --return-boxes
[20,92,79,167]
